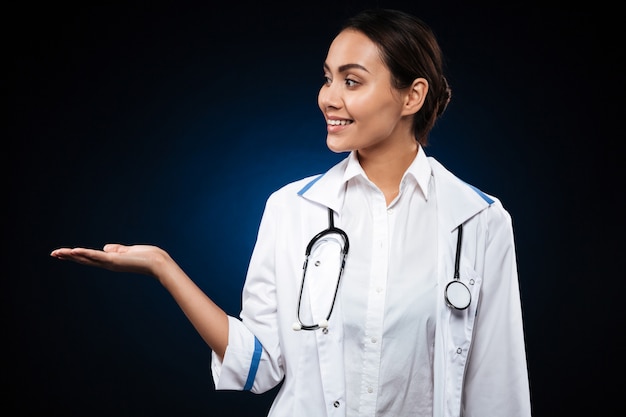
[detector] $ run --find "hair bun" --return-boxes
[437,76,452,117]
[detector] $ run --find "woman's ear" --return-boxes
[402,78,428,116]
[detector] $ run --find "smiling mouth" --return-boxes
[327,119,354,126]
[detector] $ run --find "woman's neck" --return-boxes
[357,139,419,204]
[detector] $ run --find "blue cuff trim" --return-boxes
[243,337,262,391]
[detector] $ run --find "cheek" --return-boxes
[345,94,384,121]
[351,96,405,137]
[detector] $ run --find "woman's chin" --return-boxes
[326,137,353,154]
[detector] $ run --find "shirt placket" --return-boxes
[359,193,388,416]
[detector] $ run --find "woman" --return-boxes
[51,8,531,417]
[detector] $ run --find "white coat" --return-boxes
[211,151,531,417]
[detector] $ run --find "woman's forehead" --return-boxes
[325,29,384,72]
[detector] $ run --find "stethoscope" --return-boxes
[444,224,471,310]
[293,209,470,331]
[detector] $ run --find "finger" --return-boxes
[57,247,106,265]
[49,248,112,269]
[103,243,128,253]
[50,248,66,257]
[50,247,84,259]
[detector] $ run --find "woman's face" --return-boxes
[318,29,410,154]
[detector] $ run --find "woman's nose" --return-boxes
[318,82,342,110]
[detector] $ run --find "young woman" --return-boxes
[51,8,531,417]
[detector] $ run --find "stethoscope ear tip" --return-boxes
[292,322,302,331]
[319,319,329,329]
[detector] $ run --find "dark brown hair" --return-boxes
[341,9,451,146]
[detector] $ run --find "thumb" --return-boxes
[103,243,128,253]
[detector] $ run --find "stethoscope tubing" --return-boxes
[444,224,471,310]
[294,208,349,331]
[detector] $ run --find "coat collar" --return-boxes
[297,149,494,231]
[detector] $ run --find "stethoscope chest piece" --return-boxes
[445,280,471,310]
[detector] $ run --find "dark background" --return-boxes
[5,1,623,416]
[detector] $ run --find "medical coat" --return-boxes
[211,151,531,417]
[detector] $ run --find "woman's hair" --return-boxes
[341,9,452,146]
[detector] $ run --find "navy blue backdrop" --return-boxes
[5,1,622,416]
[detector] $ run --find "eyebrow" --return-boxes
[323,62,370,73]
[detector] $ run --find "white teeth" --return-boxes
[327,119,352,126]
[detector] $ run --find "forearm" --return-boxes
[156,257,229,359]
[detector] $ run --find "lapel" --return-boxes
[429,155,494,417]
[296,155,351,408]
[429,157,493,232]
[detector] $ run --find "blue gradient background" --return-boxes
[5,1,622,416]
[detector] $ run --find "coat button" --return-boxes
[333,401,340,408]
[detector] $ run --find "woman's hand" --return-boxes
[52,243,230,356]
[50,244,170,278]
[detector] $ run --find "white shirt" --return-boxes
[340,151,436,416]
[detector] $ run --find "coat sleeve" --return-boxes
[211,193,285,393]
[462,200,532,417]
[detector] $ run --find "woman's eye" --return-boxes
[322,76,331,85]
[345,79,358,87]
